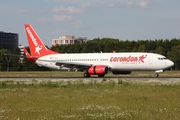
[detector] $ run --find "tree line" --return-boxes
[0,38,180,71]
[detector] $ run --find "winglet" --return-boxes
[21,46,37,63]
[24,24,58,58]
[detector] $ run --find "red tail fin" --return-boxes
[24,24,58,58]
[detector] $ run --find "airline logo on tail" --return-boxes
[26,27,42,54]
[25,24,59,57]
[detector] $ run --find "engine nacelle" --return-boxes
[112,70,131,75]
[87,65,109,75]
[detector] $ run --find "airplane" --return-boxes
[23,24,174,77]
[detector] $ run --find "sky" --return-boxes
[0,0,180,47]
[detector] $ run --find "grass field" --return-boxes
[0,78,180,120]
[0,71,180,119]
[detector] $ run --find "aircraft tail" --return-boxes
[24,24,58,58]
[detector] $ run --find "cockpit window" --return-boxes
[158,57,167,60]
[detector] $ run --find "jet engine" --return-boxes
[87,65,109,75]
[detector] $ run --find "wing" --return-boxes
[56,61,92,71]
[38,59,92,71]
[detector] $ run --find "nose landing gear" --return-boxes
[154,73,159,77]
[154,70,164,77]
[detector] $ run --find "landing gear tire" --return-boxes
[98,74,105,77]
[154,73,159,78]
[84,72,90,77]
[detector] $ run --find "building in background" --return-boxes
[52,35,88,46]
[0,31,19,52]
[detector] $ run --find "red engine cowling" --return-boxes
[87,65,109,75]
[112,70,131,74]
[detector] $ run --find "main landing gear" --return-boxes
[83,72,105,78]
[84,72,90,77]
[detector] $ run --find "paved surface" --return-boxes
[0,77,180,85]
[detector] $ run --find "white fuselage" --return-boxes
[35,52,174,71]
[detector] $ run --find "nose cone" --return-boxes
[167,60,174,67]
